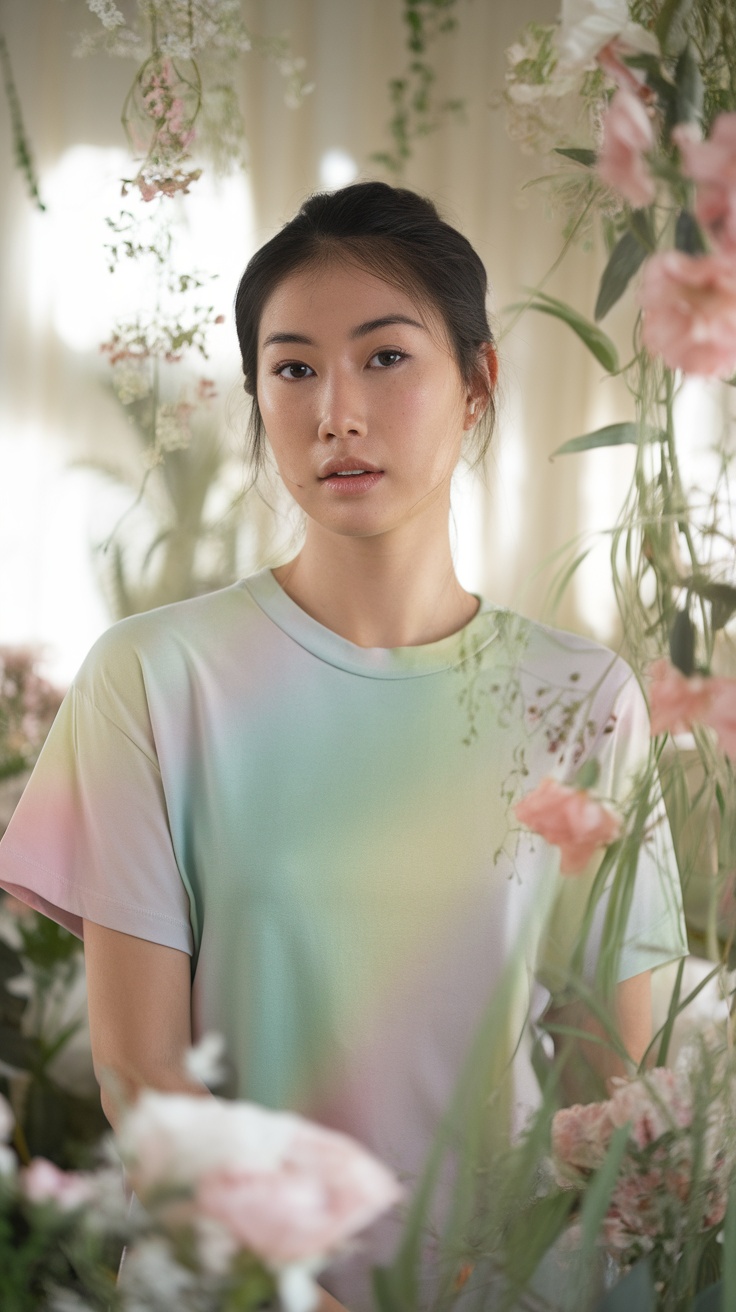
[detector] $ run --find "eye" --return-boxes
[274,362,315,380]
[369,349,407,369]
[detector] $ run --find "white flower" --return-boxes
[0,1092,14,1142]
[118,1236,201,1310]
[184,1032,228,1089]
[556,0,659,70]
[86,0,125,30]
[276,1259,323,1312]
[0,1144,17,1177]
[113,365,151,406]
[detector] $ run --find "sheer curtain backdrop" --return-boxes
[0,0,640,684]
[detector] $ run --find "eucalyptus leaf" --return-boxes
[552,423,659,457]
[554,147,597,167]
[595,229,649,321]
[595,1257,656,1311]
[503,1191,577,1289]
[515,291,619,372]
[579,1124,631,1273]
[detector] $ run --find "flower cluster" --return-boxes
[0,647,64,780]
[551,1068,730,1268]
[0,1077,401,1312]
[117,1090,403,1310]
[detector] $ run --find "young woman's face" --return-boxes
[256,260,477,542]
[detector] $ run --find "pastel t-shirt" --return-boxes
[0,569,686,1308]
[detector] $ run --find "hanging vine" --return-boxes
[371,0,466,175]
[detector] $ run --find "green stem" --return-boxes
[662,369,711,658]
[0,32,46,211]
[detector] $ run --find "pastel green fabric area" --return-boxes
[0,569,687,1309]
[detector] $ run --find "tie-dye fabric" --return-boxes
[0,568,686,1308]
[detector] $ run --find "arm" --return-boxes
[83,920,206,1130]
[83,922,351,1311]
[546,969,652,1104]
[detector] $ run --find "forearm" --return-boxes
[317,1288,349,1312]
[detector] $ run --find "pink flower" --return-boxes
[118,1093,402,1266]
[197,1123,399,1263]
[551,1101,616,1181]
[674,114,736,255]
[513,777,621,874]
[639,250,736,377]
[608,1069,693,1148]
[21,1158,95,1211]
[597,88,656,207]
[597,40,653,99]
[648,658,736,759]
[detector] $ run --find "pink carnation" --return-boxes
[639,250,736,377]
[21,1158,95,1211]
[551,1101,616,1181]
[674,114,736,255]
[608,1068,693,1148]
[648,658,736,759]
[513,776,621,874]
[597,88,656,208]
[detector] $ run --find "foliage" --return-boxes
[371,0,466,175]
[0,649,63,782]
[0,897,108,1170]
[0,31,46,211]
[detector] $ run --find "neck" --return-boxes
[272,514,479,649]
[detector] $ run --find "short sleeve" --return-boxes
[536,665,687,996]
[0,635,193,955]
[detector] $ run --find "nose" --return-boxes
[316,372,367,443]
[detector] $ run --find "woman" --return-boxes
[0,182,686,1310]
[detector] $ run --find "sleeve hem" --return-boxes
[0,847,193,955]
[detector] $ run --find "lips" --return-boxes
[318,456,383,479]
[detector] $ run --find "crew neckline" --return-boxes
[240,567,503,679]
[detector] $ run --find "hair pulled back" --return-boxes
[234,180,497,472]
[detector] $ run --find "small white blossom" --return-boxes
[86,0,125,30]
[113,365,151,406]
[184,1032,228,1088]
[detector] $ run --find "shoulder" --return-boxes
[72,580,258,720]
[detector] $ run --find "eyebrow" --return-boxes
[261,315,428,348]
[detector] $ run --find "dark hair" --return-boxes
[234,180,497,472]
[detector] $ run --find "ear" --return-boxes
[465,342,498,428]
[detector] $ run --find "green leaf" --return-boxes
[554,147,597,167]
[723,1187,736,1312]
[503,1191,578,1288]
[516,290,619,372]
[655,0,695,54]
[552,423,659,457]
[654,956,685,1067]
[670,608,695,675]
[685,578,736,632]
[579,1124,630,1271]
[675,209,707,254]
[595,229,649,321]
[595,1258,656,1311]
[674,40,704,126]
[575,758,600,790]
[692,1283,722,1311]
